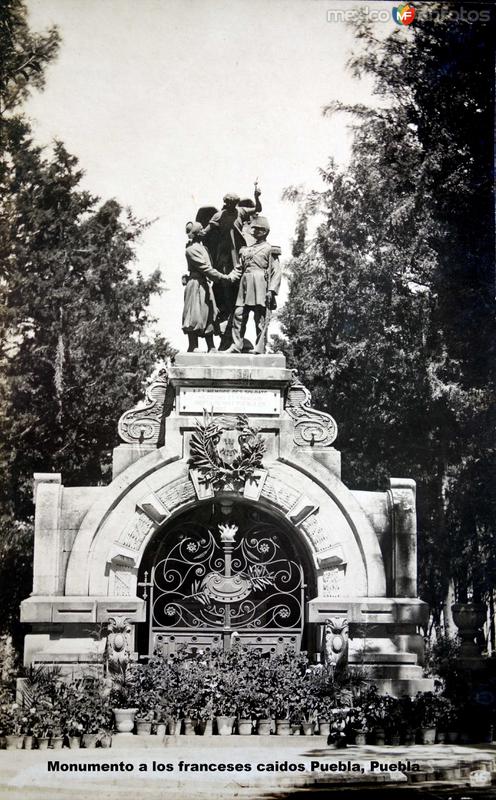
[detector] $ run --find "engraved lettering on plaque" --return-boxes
[179,387,279,415]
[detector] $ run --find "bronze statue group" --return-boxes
[182,185,281,353]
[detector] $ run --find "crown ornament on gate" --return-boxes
[189,411,266,492]
[218,523,238,543]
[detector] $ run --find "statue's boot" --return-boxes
[187,333,199,352]
[205,334,217,353]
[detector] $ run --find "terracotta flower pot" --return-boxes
[318,721,331,737]
[238,719,253,735]
[183,717,197,735]
[50,737,64,750]
[275,719,291,736]
[373,726,385,746]
[301,721,314,736]
[291,724,301,735]
[257,719,272,735]
[99,733,112,748]
[404,729,415,746]
[354,732,367,746]
[23,735,34,750]
[167,718,180,735]
[201,719,213,736]
[419,727,436,745]
[37,737,51,750]
[136,720,152,735]
[113,708,137,734]
[4,735,23,750]
[216,716,235,735]
[82,733,98,748]
[155,723,166,737]
[68,736,81,749]
[4,735,20,750]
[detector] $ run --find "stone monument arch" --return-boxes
[21,352,432,694]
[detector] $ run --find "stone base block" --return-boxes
[24,632,105,675]
[21,595,146,624]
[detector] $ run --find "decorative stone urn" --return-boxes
[452,603,487,663]
[113,708,138,734]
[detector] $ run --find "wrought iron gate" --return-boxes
[138,517,305,655]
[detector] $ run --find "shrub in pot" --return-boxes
[413,692,445,744]
[348,706,368,746]
[362,686,388,744]
[74,676,113,743]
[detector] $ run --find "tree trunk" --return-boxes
[442,578,456,637]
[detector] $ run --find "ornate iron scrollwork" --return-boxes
[285,377,338,447]
[150,522,303,633]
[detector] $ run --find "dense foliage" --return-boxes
[0,0,172,650]
[277,3,495,634]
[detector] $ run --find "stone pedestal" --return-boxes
[452,602,488,672]
[21,352,432,695]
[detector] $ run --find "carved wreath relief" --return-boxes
[189,412,265,491]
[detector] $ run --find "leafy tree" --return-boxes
[0,1,173,652]
[277,3,495,635]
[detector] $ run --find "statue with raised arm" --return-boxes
[197,184,262,346]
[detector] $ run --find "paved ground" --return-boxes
[1,736,496,800]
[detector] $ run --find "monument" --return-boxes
[20,193,433,696]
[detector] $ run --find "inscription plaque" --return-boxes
[179,387,280,415]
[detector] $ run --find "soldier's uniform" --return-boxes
[230,218,281,352]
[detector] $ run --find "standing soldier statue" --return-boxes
[227,216,281,354]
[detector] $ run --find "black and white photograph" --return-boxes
[0,1,494,798]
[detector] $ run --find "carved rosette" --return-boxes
[106,616,133,677]
[322,617,349,667]
[285,378,338,447]
[117,370,170,444]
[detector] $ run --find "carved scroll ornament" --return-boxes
[285,377,338,447]
[118,369,171,444]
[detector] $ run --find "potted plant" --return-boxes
[434,696,456,743]
[315,695,335,737]
[363,687,387,745]
[77,676,113,746]
[383,696,402,745]
[328,707,351,748]
[349,705,368,746]
[110,663,139,735]
[413,691,444,744]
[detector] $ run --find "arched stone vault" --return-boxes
[65,450,386,599]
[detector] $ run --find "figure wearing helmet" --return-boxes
[182,222,240,352]
[228,216,281,353]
